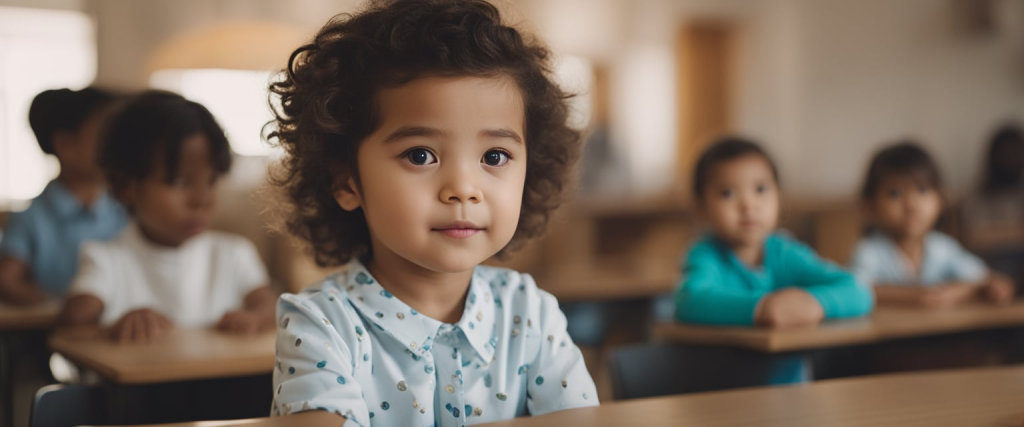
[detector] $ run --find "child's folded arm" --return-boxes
[0,256,46,306]
[273,294,368,426]
[0,213,47,306]
[785,240,874,319]
[59,242,113,326]
[525,281,600,415]
[675,249,766,326]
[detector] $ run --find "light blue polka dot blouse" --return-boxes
[272,260,598,426]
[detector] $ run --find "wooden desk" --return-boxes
[483,365,1024,427]
[539,270,676,302]
[49,327,276,384]
[103,365,1024,427]
[654,301,1024,352]
[0,299,61,331]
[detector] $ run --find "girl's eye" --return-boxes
[719,189,734,199]
[756,184,768,194]
[917,185,929,194]
[886,189,901,199]
[482,150,510,167]
[404,148,437,166]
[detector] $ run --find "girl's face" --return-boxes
[867,174,941,241]
[699,154,780,249]
[335,75,527,274]
[125,134,219,247]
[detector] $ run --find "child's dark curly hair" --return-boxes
[101,90,232,202]
[268,0,580,267]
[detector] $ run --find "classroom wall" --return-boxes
[787,0,1024,200]
[521,0,1024,201]
[18,0,1020,200]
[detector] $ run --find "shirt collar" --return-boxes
[341,259,497,363]
[42,179,119,219]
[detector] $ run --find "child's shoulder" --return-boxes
[79,227,133,258]
[473,264,550,306]
[5,191,57,230]
[200,230,258,251]
[766,230,805,247]
[923,230,961,248]
[685,235,724,256]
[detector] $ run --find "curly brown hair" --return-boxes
[268,0,581,267]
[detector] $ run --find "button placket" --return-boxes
[433,326,467,427]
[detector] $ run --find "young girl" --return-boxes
[851,142,1016,308]
[59,91,276,342]
[676,138,874,328]
[267,1,597,425]
[0,87,126,306]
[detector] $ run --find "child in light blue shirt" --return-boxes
[851,142,1015,307]
[676,138,874,328]
[0,88,126,305]
[268,1,597,425]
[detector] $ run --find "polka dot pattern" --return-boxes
[272,261,599,425]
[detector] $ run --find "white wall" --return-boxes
[21,0,1022,200]
[789,0,1024,199]
[523,0,1024,200]
[90,0,362,90]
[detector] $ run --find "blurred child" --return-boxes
[676,138,874,328]
[268,1,598,424]
[58,91,276,342]
[0,88,126,305]
[851,142,1015,308]
[961,124,1024,251]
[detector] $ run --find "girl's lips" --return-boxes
[437,228,481,239]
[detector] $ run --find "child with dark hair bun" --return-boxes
[267,0,598,424]
[0,87,125,306]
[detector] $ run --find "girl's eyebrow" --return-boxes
[481,128,523,144]
[383,126,523,145]
[383,126,446,143]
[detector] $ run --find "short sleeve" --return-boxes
[525,281,599,416]
[940,236,988,283]
[273,293,367,426]
[67,243,114,304]
[231,236,269,298]
[0,210,33,261]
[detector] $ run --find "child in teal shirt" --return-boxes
[676,138,874,328]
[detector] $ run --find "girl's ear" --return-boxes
[333,177,363,211]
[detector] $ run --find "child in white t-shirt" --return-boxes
[59,91,276,342]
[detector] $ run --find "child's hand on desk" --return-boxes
[982,273,1015,305]
[109,308,173,343]
[755,288,824,329]
[916,283,979,309]
[217,310,270,334]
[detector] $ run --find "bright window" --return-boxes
[0,6,96,208]
[150,69,279,157]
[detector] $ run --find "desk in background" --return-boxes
[653,301,1024,352]
[50,327,277,424]
[50,327,275,384]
